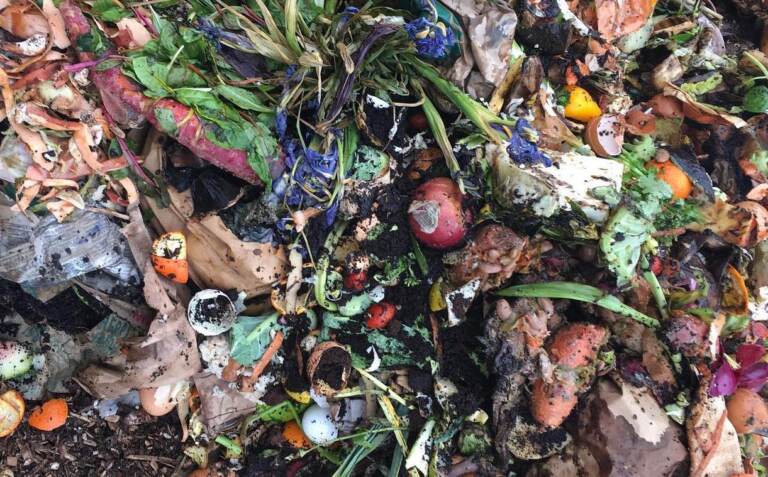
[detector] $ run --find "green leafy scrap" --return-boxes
[230,313,284,366]
[600,206,651,288]
[91,0,130,22]
[215,85,273,113]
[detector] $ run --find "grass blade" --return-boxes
[497,282,660,327]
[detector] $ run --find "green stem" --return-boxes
[497,282,660,328]
[412,80,465,193]
[284,0,302,56]
[314,220,348,311]
[405,57,514,142]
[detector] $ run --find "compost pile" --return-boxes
[3,0,768,475]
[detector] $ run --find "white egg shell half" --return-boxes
[301,404,338,445]
[187,289,237,336]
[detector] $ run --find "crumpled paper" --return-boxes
[442,0,518,86]
[78,204,201,398]
[142,133,288,298]
[193,372,260,433]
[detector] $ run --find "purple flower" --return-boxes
[324,199,340,227]
[405,18,456,60]
[275,109,288,140]
[709,343,768,396]
[322,24,398,127]
[506,119,551,167]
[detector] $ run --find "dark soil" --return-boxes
[0,279,111,334]
[0,385,187,477]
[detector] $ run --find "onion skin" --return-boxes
[408,178,471,250]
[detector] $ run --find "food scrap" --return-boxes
[1,0,768,475]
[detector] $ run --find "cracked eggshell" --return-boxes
[585,115,624,157]
[301,404,338,445]
[307,341,351,397]
[187,289,237,336]
[139,384,179,417]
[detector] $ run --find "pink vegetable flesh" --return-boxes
[408,177,470,249]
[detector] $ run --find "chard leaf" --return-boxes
[215,85,273,113]
[175,88,223,110]
[230,313,283,366]
[131,57,168,96]
[247,123,278,187]
[153,108,178,136]
[92,0,130,22]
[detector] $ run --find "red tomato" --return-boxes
[366,302,396,329]
[409,112,429,131]
[650,256,663,275]
[343,271,367,292]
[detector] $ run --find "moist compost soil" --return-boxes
[0,385,186,476]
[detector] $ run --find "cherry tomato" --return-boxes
[366,302,396,329]
[408,112,428,131]
[650,256,663,275]
[343,270,367,292]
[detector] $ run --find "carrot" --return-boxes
[240,331,285,390]
[547,323,607,369]
[531,323,607,427]
[531,379,579,428]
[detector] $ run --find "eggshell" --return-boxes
[306,341,351,397]
[139,385,178,416]
[188,289,237,336]
[301,404,338,445]
[585,115,624,157]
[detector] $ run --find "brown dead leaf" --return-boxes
[687,379,745,477]
[141,132,288,298]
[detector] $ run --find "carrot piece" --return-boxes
[28,398,68,432]
[241,331,285,390]
[548,323,608,369]
[531,379,578,428]
[531,323,607,427]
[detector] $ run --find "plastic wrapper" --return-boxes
[0,206,140,288]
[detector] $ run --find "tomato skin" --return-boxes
[650,256,663,275]
[409,112,428,131]
[366,302,396,329]
[344,271,367,292]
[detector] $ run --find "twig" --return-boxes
[125,455,177,468]
[85,207,130,221]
